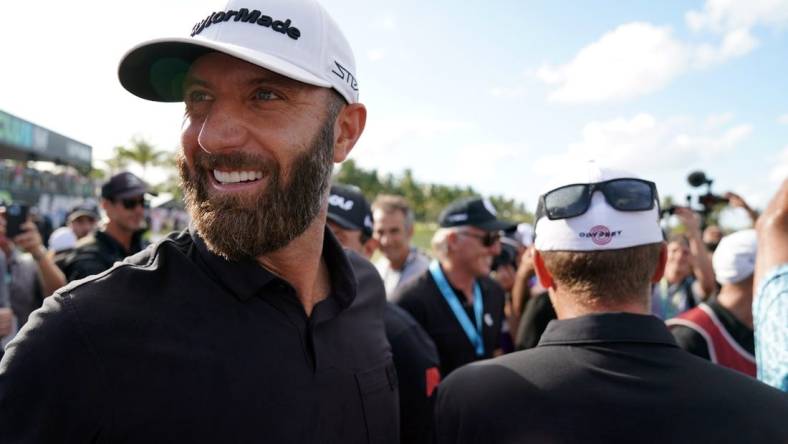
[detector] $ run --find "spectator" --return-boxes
[61,172,148,281]
[372,194,430,298]
[651,207,716,319]
[0,206,66,333]
[326,183,440,444]
[49,203,99,262]
[326,184,377,257]
[754,179,788,391]
[667,229,757,376]
[396,196,510,376]
[434,161,788,443]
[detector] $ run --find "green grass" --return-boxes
[412,222,437,253]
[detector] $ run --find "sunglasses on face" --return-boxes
[118,197,146,210]
[458,230,501,247]
[535,178,659,221]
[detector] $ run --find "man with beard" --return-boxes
[0,1,398,442]
[396,197,510,377]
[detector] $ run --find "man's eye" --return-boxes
[186,90,212,103]
[254,90,280,101]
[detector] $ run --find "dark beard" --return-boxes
[177,118,335,261]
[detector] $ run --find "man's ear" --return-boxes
[332,103,367,163]
[533,250,554,289]
[651,243,668,284]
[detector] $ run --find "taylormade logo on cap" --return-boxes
[191,9,302,40]
[118,0,360,104]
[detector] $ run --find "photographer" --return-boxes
[0,205,67,338]
[652,207,716,319]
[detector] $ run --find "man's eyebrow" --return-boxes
[183,78,209,89]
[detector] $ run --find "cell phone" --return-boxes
[5,203,29,238]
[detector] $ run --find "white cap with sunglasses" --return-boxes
[534,161,663,252]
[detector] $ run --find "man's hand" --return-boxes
[13,221,46,261]
[0,308,12,337]
[673,207,702,239]
[725,191,759,224]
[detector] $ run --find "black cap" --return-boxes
[327,184,373,238]
[101,172,148,200]
[438,196,514,231]
[67,203,99,223]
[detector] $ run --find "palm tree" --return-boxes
[102,145,131,176]
[117,137,169,176]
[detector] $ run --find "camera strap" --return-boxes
[429,260,485,357]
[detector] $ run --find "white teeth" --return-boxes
[213,169,264,184]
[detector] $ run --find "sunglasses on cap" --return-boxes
[117,197,146,210]
[535,178,659,221]
[458,230,501,247]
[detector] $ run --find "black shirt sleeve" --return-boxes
[0,293,109,442]
[669,324,711,361]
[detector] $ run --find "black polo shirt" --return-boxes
[395,268,505,377]
[435,313,788,444]
[63,229,147,282]
[0,228,398,444]
[384,303,440,444]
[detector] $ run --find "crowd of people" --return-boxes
[0,0,785,442]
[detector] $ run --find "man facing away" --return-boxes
[326,183,440,444]
[371,194,430,298]
[62,172,148,281]
[434,161,788,444]
[0,1,398,442]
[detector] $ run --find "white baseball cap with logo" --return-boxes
[118,0,359,104]
[712,229,757,285]
[534,161,664,252]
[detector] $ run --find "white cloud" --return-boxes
[537,0,788,105]
[778,114,788,125]
[770,145,788,183]
[532,113,752,178]
[537,23,690,104]
[685,0,788,33]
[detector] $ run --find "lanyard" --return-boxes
[429,260,485,357]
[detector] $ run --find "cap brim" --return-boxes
[113,187,149,200]
[473,219,516,232]
[118,37,331,102]
[68,211,98,222]
[327,213,362,232]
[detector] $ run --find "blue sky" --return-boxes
[1,0,787,228]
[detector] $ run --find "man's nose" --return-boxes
[197,102,248,154]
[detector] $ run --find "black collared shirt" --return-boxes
[62,229,147,282]
[395,268,505,377]
[0,228,398,444]
[435,313,788,444]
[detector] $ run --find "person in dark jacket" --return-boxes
[62,172,148,281]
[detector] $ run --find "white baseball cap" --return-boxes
[712,229,757,285]
[118,0,359,104]
[534,161,664,251]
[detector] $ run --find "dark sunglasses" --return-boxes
[118,197,146,210]
[535,178,659,221]
[458,230,501,247]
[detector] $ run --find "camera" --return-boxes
[687,171,728,215]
